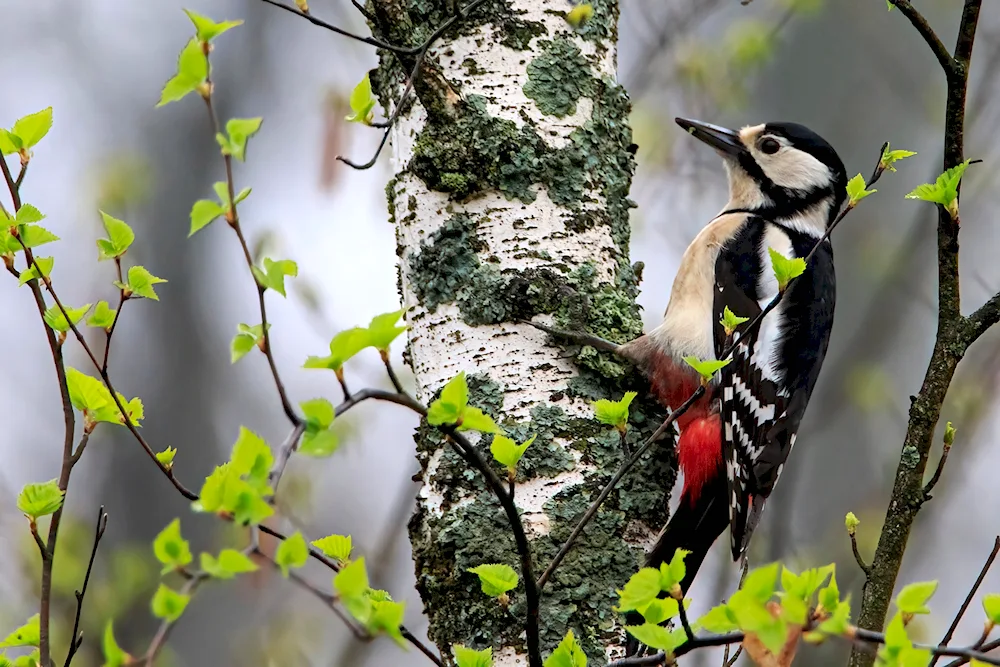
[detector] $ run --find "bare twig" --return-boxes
[63,506,109,667]
[929,536,1000,667]
[886,0,956,73]
[923,436,954,499]
[851,531,871,577]
[101,258,126,374]
[382,352,406,394]
[260,0,416,54]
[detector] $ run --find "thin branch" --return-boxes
[851,531,871,577]
[929,536,1000,667]
[965,291,1000,345]
[676,592,695,643]
[943,639,1000,667]
[886,0,956,73]
[382,352,406,394]
[30,522,48,558]
[853,627,1000,665]
[351,0,377,23]
[259,0,416,54]
[267,422,307,493]
[200,75,301,428]
[143,575,206,666]
[70,431,92,466]
[536,386,705,590]
[101,258,126,374]
[923,437,954,498]
[63,506,109,667]
[338,51,423,170]
[1,153,22,210]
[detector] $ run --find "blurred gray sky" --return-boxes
[2,0,999,665]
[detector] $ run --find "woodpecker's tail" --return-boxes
[646,470,729,589]
[624,473,729,655]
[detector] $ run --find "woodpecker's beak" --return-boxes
[675,118,746,158]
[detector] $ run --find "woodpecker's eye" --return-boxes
[760,137,781,155]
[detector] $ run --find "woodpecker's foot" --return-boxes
[520,319,622,355]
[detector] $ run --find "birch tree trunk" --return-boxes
[371,1,675,663]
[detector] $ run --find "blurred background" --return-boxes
[1,0,998,665]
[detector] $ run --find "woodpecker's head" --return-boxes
[676,118,847,236]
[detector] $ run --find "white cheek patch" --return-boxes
[756,148,833,191]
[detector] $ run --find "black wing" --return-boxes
[713,220,835,561]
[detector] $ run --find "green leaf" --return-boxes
[845,511,860,535]
[155,447,177,468]
[12,108,53,150]
[426,372,469,426]
[468,563,518,598]
[0,615,39,648]
[768,247,806,291]
[490,434,536,472]
[593,391,637,429]
[124,265,167,300]
[312,534,352,564]
[335,557,371,600]
[698,604,739,633]
[96,211,135,260]
[880,143,916,172]
[983,593,1000,625]
[720,305,750,336]
[253,257,298,297]
[0,128,21,155]
[234,186,252,204]
[905,159,972,219]
[454,645,493,667]
[459,407,502,434]
[638,597,680,625]
[87,301,117,330]
[15,204,45,224]
[183,9,243,43]
[565,3,594,28]
[683,355,732,381]
[896,580,937,615]
[943,421,956,447]
[230,426,273,487]
[18,256,54,285]
[742,563,780,602]
[231,323,267,363]
[102,621,129,667]
[818,571,841,613]
[200,548,258,579]
[43,303,92,333]
[7,224,59,251]
[624,623,686,653]
[189,199,226,236]
[17,480,64,519]
[150,584,190,622]
[368,599,407,647]
[346,74,376,124]
[846,173,876,205]
[659,548,690,594]
[158,38,208,107]
[222,117,262,161]
[305,327,371,372]
[66,367,113,414]
[153,519,193,573]
[301,398,335,429]
[299,429,339,457]
[616,568,661,613]
[274,531,309,577]
[543,630,587,667]
[367,309,407,351]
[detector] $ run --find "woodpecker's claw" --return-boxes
[519,319,622,355]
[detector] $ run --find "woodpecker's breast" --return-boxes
[647,212,749,363]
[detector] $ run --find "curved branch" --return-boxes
[886,0,956,74]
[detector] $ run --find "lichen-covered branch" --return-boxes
[849,3,986,665]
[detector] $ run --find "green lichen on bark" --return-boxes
[408,213,486,311]
[523,38,595,117]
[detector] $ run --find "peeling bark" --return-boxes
[372,0,675,663]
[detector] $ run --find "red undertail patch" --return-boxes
[678,414,722,504]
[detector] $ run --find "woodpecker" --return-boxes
[613,118,845,593]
